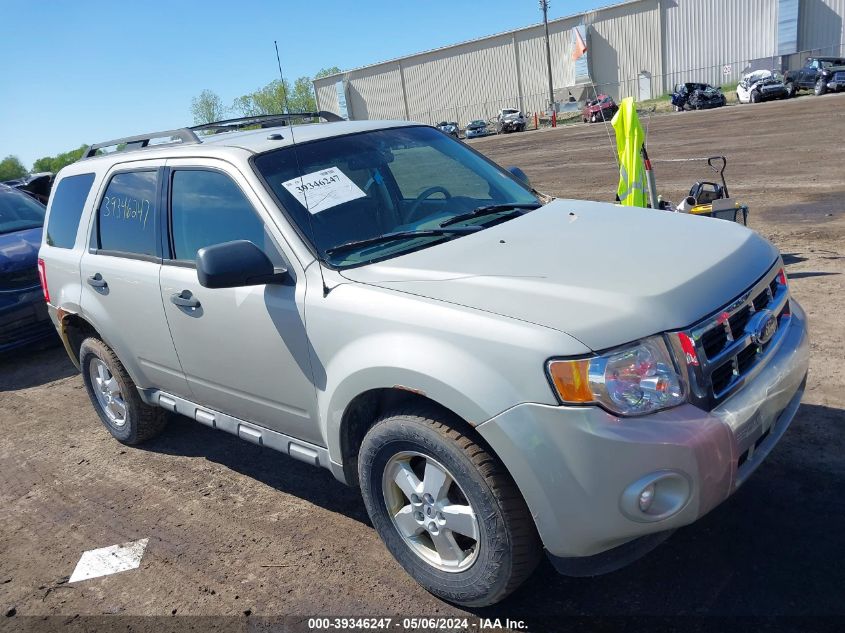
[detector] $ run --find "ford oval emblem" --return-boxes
[747,309,778,346]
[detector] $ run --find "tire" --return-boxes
[750,90,762,104]
[80,337,168,445]
[815,79,827,96]
[784,82,795,98]
[358,404,541,607]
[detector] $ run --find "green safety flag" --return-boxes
[611,97,646,207]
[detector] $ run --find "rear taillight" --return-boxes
[37,258,50,303]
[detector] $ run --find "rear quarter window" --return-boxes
[45,173,96,248]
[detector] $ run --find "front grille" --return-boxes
[0,266,40,291]
[671,264,790,409]
[834,71,845,82]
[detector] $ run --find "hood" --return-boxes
[340,200,778,351]
[0,226,42,273]
[744,70,783,85]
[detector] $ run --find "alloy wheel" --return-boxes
[382,451,480,572]
[89,358,127,427]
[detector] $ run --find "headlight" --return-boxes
[546,336,687,416]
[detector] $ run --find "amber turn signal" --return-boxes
[547,359,594,403]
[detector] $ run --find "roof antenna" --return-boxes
[274,40,330,297]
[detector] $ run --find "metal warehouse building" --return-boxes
[313,0,845,125]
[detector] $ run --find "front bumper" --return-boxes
[476,299,809,561]
[0,285,55,353]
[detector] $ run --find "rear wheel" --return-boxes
[80,338,168,445]
[750,90,762,104]
[784,81,795,98]
[358,405,541,607]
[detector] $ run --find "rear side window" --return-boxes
[169,170,267,261]
[45,173,95,248]
[97,171,158,256]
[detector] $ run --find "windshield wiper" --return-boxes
[439,203,541,227]
[324,227,481,257]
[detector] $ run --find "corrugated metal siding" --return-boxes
[662,0,779,91]
[589,0,662,101]
[516,16,581,115]
[314,80,339,114]
[798,0,845,57]
[313,0,844,123]
[345,65,406,120]
[402,35,520,124]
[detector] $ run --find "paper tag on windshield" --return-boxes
[281,166,366,215]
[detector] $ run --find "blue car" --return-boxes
[0,184,55,353]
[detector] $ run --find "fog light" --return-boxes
[620,470,691,523]
[638,484,656,512]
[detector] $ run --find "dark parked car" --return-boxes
[784,57,845,96]
[2,172,54,205]
[0,184,55,353]
[582,94,618,123]
[671,83,727,111]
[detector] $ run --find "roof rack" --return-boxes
[191,111,344,134]
[80,111,345,160]
[82,128,200,159]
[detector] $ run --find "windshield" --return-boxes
[254,125,538,268]
[0,189,46,236]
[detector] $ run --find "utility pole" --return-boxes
[540,0,555,110]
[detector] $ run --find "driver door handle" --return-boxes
[170,290,200,309]
[87,273,107,288]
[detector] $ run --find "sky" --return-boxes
[2,0,607,169]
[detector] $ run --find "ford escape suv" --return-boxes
[39,112,809,606]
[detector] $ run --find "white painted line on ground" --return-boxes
[68,538,149,583]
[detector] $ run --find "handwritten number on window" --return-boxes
[102,196,151,229]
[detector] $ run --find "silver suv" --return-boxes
[38,113,809,606]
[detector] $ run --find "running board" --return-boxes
[138,388,329,469]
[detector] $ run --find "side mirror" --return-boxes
[196,240,287,289]
[507,166,531,188]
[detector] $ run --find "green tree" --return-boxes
[0,155,27,181]
[231,80,288,117]
[289,77,317,112]
[315,66,342,79]
[31,145,87,174]
[231,77,317,117]
[191,89,226,125]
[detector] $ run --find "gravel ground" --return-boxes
[1,93,844,630]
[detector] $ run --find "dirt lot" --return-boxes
[2,94,844,629]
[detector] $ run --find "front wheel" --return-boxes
[358,405,541,607]
[750,90,762,104]
[784,81,795,98]
[815,79,827,96]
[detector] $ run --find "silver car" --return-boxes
[38,114,809,606]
